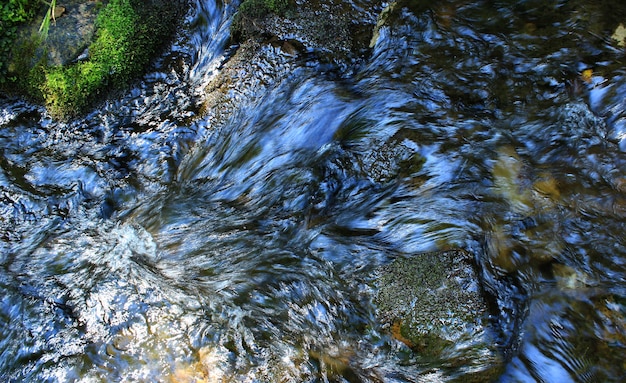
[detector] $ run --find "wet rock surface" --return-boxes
[232,0,382,68]
[375,249,504,381]
[200,39,301,126]
[200,0,383,126]
[12,0,105,68]
[41,0,102,67]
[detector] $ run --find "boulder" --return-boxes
[231,0,380,68]
[3,0,189,118]
[375,249,504,381]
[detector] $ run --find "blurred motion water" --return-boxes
[1,0,626,381]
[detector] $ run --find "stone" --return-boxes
[356,128,426,185]
[375,249,503,381]
[13,0,103,68]
[232,0,378,67]
[5,0,190,118]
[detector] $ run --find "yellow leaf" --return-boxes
[612,23,626,47]
[581,69,593,83]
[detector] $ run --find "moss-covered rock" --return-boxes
[0,0,188,119]
[375,249,504,382]
[19,0,104,69]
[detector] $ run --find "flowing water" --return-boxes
[2,0,626,381]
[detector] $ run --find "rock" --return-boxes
[4,0,190,118]
[370,0,399,48]
[489,146,565,266]
[13,0,102,68]
[370,0,452,47]
[232,0,380,68]
[552,263,590,290]
[355,127,426,185]
[200,38,301,125]
[375,249,504,381]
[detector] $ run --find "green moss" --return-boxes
[40,0,133,115]
[42,61,107,115]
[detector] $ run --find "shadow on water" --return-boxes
[2,0,626,381]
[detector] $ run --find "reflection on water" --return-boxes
[2,0,626,381]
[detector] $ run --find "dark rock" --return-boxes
[14,0,104,68]
[232,0,381,67]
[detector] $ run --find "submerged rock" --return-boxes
[375,249,503,381]
[355,127,426,185]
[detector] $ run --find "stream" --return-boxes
[1,0,626,381]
